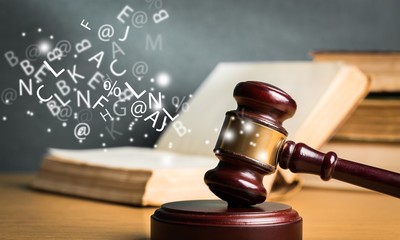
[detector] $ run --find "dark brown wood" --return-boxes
[205,81,400,207]
[205,81,297,206]
[280,141,400,198]
[151,200,302,240]
[204,153,269,207]
[233,81,297,135]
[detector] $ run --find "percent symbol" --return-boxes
[146,0,162,9]
[172,96,189,113]
[103,80,121,97]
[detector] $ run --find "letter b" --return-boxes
[56,80,71,96]
[20,60,35,76]
[47,48,63,62]
[76,39,92,53]
[153,9,169,24]
[173,121,187,137]
[4,51,19,67]
[46,100,60,116]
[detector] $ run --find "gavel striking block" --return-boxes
[205,81,400,206]
[151,81,400,240]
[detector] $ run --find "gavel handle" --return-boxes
[279,141,400,198]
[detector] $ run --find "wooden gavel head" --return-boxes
[204,81,297,207]
[205,81,400,206]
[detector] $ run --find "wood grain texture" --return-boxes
[0,174,399,240]
[206,81,297,206]
[151,200,302,240]
[280,141,400,198]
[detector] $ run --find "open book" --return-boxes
[32,62,369,206]
[312,51,400,92]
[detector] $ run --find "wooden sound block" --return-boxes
[151,200,302,240]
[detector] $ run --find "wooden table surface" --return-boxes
[0,174,399,240]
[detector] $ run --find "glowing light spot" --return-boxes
[2,116,7,121]
[154,144,158,148]
[144,133,148,138]
[156,72,170,87]
[224,130,234,141]
[21,32,26,37]
[100,133,104,138]
[38,40,52,54]
[244,123,253,132]
[62,122,67,127]
[257,152,268,162]
[49,35,54,39]
[47,128,51,133]
[102,143,106,147]
[37,28,42,32]
[153,103,162,110]
[128,122,134,131]
[130,138,134,142]
[205,140,210,145]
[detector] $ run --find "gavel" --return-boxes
[204,81,400,207]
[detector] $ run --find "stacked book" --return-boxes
[307,51,400,190]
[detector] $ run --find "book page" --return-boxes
[48,147,216,170]
[157,61,362,155]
